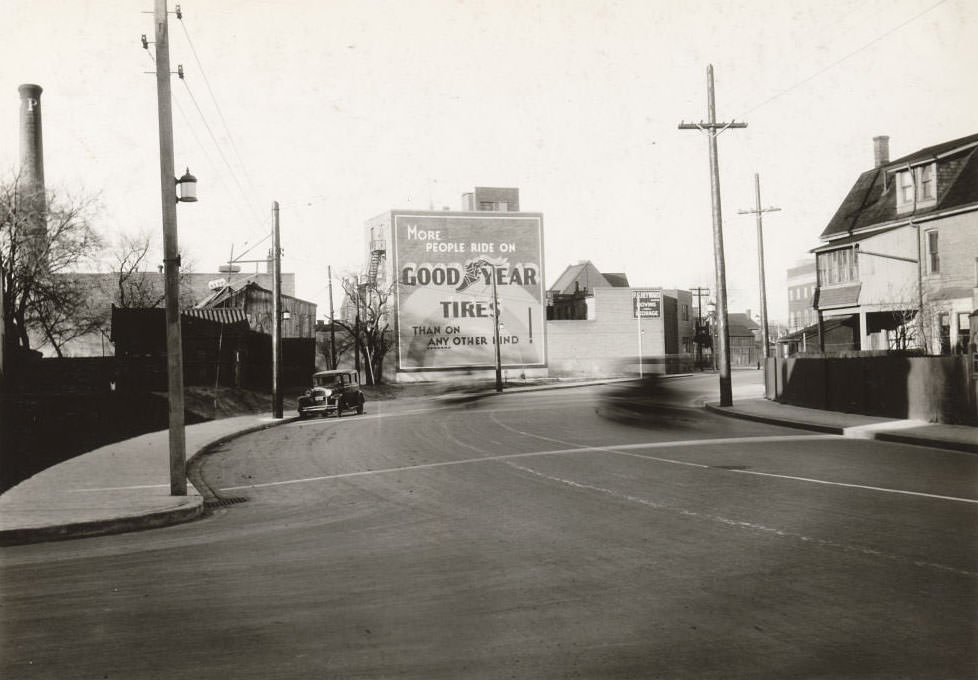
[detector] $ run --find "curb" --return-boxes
[0,415,300,547]
[874,431,978,454]
[0,499,204,548]
[705,403,978,454]
[187,416,300,505]
[703,402,844,435]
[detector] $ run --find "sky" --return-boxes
[2,0,976,323]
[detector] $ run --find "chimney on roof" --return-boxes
[873,135,890,168]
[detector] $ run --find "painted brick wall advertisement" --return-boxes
[393,213,546,371]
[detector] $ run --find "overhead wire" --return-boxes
[177,78,266,233]
[142,41,268,252]
[734,0,950,120]
[176,14,262,201]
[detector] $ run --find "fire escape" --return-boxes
[367,237,386,286]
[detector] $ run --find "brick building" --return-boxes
[546,261,695,377]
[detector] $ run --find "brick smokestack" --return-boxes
[18,83,47,262]
[18,84,45,202]
[873,135,890,168]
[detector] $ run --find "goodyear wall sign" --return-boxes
[393,213,546,371]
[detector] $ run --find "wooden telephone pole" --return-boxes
[689,286,710,369]
[154,0,186,494]
[327,265,337,369]
[738,173,780,364]
[272,201,283,419]
[679,65,747,407]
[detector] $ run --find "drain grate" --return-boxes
[711,464,749,471]
[204,496,249,509]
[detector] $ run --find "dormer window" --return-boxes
[895,162,937,213]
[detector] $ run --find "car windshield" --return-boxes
[313,374,342,387]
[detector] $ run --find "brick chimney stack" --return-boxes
[18,84,45,203]
[873,135,890,168]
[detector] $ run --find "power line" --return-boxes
[736,0,949,119]
[142,44,266,243]
[175,13,261,201]
[178,77,266,234]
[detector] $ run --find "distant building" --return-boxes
[546,260,629,320]
[813,133,978,353]
[726,312,762,367]
[32,269,301,358]
[461,187,520,212]
[546,261,694,377]
[786,260,817,331]
[196,280,317,339]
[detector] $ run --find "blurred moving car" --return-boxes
[297,369,365,418]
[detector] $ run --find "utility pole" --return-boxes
[154,0,186,495]
[272,201,283,419]
[490,265,503,392]
[353,278,361,377]
[737,173,780,365]
[327,265,337,369]
[679,64,747,407]
[689,286,710,370]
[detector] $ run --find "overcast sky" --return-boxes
[2,0,975,322]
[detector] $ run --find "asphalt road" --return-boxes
[2,373,976,679]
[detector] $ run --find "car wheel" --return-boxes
[356,398,364,415]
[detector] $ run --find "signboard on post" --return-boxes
[633,289,662,319]
[392,212,546,371]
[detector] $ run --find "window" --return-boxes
[681,304,689,321]
[899,171,914,204]
[896,163,937,212]
[919,164,935,200]
[939,312,951,355]
[817,247,859,286]
[957,312,971,354]
[925,230,939,274]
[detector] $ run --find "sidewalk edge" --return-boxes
[0,500,203,547]
[703,402,844,435]
[874,431,978,454]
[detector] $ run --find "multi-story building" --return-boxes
[363,187,547,381]
[786,260,817,332]
[813,133,978,353]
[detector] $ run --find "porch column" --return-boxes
[858,310,870,351]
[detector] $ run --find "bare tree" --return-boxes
[112,231,166,308]
[336,277,395,385]
[99,230,198,310]
[1,175,103,357]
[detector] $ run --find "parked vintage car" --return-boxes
[297,369,365,418]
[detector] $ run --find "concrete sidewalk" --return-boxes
[0,414,293,546]
[2,386,975,547]
[706,398,978,454]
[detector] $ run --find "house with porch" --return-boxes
[813,133,978,354]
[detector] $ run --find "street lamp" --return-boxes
[176,168,197,202]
